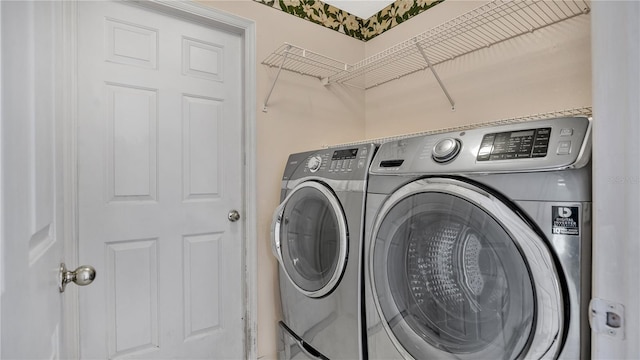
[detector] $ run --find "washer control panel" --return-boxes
[370,116,591,174]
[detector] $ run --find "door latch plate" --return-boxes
[589,298,625,340]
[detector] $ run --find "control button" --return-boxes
[478,143,493,156]
[534,128,552,143]
[432,138,462,163]
[532,132,550,156]
[357,159,365,168]
[330,161,337,170]
[557,141,572,155]
[560,128,574,137]
[307,156,322,172]
[477,154,490,161]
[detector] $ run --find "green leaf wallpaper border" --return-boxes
[254,0,445,41]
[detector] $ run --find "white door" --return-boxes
[76,2,244,358]
[1,1,65,358]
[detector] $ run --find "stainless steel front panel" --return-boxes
[516,200,592,360]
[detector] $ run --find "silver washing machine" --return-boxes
[272,144,377,360]
[364,117,591,359]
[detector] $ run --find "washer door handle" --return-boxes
[270,202,286,262]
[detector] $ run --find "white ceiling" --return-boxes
[322,0,396,19]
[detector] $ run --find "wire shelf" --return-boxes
[262,0,590,91]
[261,43,352,83]
[334,0,590,88]
[328,106,592,147]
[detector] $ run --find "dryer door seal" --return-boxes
[272,181,348,298]
[369,177,564,360]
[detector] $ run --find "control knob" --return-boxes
[432,138,462,163]
[307,156,322,172]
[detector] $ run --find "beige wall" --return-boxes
[198,2,365,359]
[363,0,592,139]
[199,1,592,359]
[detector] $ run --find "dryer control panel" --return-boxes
[328,148,360,173]
[283,143,377,182]
[370,116,591,175]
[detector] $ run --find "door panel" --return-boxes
[77,2,244,358]
[1,1,64,358]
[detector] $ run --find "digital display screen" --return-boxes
[332,148,358,160]
[510,130,535,138]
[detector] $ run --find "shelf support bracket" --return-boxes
[263,45,291,113]
[416,42,455,111]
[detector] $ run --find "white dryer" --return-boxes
[364,117,591,359]
[273,144,377,360]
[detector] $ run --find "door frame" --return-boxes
[59,1,257,358]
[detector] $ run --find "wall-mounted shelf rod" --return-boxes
[415,41,455,111]
[263,44,291,112]
[262,43,352,112]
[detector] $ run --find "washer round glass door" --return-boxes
[273,181,348,298]
[370,178,564,360]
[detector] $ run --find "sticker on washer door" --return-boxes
[552,206,580,235]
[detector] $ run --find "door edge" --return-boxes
[60,1,80,358]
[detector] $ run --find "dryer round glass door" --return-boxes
[369,178,564,360]
[275,181,348,298]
